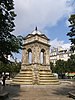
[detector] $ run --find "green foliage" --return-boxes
[0,61,21,77]
[54,60,66,74]
[53,55,75,74]
[50,62,55,72]
[66,54,75,72]
[11,62,21,73]
[67,14,75,52]
[0,0,23,63]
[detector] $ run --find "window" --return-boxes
[28,49,32,64]
[40,49,45,64]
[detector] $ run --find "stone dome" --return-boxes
[31,27,42,35]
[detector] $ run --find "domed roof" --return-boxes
[31,27,42,35]
[24,27,49,41]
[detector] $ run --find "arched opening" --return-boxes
[40,49,45,64]
[28,49,32,64]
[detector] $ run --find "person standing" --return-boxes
[2,74,6,86]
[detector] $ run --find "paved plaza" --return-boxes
[0,81,75,100]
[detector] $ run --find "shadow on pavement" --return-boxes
[52,84,75,96]
[0,84,20,100]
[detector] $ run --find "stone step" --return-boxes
[39,82,60,85]
[39,80,59,82]
[39,72,53,74]
[39,74,53,77]
[12,81,33,85]
[13,79,33,82]
[14,77,33,79]
[13,78,33,81]
[20,71,32,74]
[17,74,33,77]
[11,68,59,85]
[39,77,57,80]
[39,74,54,76]
[39,72,52,74]
[19,72,32,74]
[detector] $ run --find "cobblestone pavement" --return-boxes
[0,82,75,100]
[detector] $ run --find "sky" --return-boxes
[13,0,75,61]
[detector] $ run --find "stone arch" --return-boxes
[27,48,32,64]
[40,49,46,64]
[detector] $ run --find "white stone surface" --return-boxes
[31,30,42,35]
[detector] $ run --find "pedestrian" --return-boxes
[2,74,6,86]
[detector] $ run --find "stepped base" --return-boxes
[12,69,33,85]
[12,67,59,85]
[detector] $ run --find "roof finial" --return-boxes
[35,26,37,31]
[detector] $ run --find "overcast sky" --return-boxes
[13,0,75,61]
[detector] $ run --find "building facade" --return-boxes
[50,46,73,65]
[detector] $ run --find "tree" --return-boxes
[67,14,75,52]
[66,54,75,72]
[50,62,55,73]
[0,60,21,77]
[0,0,23,63]
[54,60,66,74]
[9,61,21,78]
